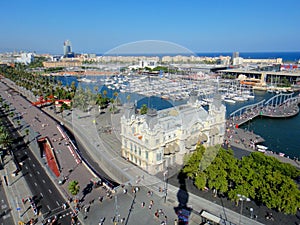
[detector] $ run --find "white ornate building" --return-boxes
[120,93,226,175]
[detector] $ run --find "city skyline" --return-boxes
[1,0,300,54]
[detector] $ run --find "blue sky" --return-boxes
[1,0,300,54]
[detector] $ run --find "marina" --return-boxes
[71,73,261,107]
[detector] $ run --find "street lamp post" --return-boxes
[163,169,168,203]
[237,194,251,225]
[250,207,254,219]
[114,195,119,224]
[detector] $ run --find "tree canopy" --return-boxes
[68,180,80,196]
[183,145,300,215]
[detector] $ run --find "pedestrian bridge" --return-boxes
[229,93,300,126]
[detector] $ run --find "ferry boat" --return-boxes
[223,97,236,104]
[256,144,268,152]
[78,77,96,83]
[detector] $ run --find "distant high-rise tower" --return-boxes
[232,52,239,59]
[63,40,72,56]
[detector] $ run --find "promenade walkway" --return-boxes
[230,93,300,127]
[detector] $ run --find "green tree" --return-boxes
[0,130,13,150]
[140,104,148,115]
[194,172,207,190]
[182,145,300,215]
[17,120,21,128]
[68,180,80,196]
[9,111,14,118]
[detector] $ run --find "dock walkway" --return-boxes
[225,94,300,168]
[230,94,300,127]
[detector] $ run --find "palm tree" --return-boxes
[102,90,107,98]
[140,104,148,115]
[70,81,76,92]
[60,102,69,118]
[94,85,99,93]
[0,131,13,150]
[9,111,14,118]
[17,120,21,128]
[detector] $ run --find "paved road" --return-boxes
[0,105,73,224]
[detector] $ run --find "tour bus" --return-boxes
[200,210,235,225]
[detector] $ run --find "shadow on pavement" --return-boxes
[174,171,192,225]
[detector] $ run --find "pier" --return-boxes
[229,93,300,126]
[225,93,300,168]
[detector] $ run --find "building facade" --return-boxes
[63,40,74,57]
[42,59,82,68]
[15,53,34,65]
[120,94,226,175]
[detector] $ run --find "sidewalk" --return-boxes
[1,155,38,225]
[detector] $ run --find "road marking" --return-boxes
[56,201,60,206]
[42,179,45,183]
[48,189,52,194]
[40,193,43,198]
[29,173,32,177]
[36,171,40,175]
[34,182,37,186]
[47,205,51,210]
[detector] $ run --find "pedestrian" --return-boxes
[141,202,145,208]
[154,210,159,219]
[62,203,67,209]
[148,204,152,210]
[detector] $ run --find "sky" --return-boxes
[0,0,300,54]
